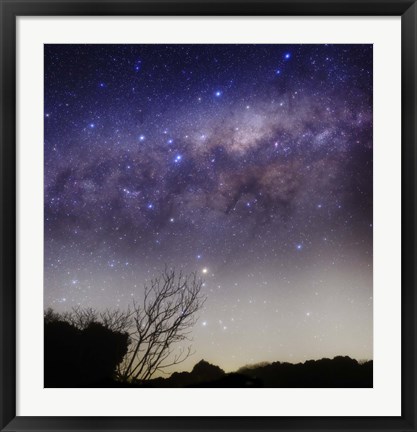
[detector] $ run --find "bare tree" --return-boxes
[99,307,134,333]
[45,268,206,383]
[44,307,63,324]
[48,306,134,334]
[117,268,205,382]
[60,306,99,330]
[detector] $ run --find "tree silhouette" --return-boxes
[44,318,129,387]
[45,268,206,385]
[52,305,134,333]
[117,268,205,382]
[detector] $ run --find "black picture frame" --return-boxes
[1,1,416,431]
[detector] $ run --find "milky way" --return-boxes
[45,44,373,371]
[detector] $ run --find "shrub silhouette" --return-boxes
[44,318,129,387]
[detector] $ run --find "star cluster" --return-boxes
[45,44,373,371]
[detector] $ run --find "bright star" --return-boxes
[202,267,208,274]
[215,90,222,97]
[284,53,291,60]
[174,155,182,163]
[139,135,145,141]
[275,69,281,75]
[134,60,142,72]
[296,244,303,250]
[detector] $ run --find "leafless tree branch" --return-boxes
[45,268,206,384]
[118,268,205,382]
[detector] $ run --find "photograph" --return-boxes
[44,43,373,389]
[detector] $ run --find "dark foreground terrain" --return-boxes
[145,358,373,388]
[45,319,372,388]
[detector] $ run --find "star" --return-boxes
[134,60,142,72]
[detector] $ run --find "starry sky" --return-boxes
[44,44,373,372]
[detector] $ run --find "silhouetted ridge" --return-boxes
[144,356,372,388]
[235,356,372,388]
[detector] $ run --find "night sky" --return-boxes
[44,44,373,372]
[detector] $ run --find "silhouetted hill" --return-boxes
[147,360,225,387]
[144,356,372,388]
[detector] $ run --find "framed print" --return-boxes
[1,0,416,431]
